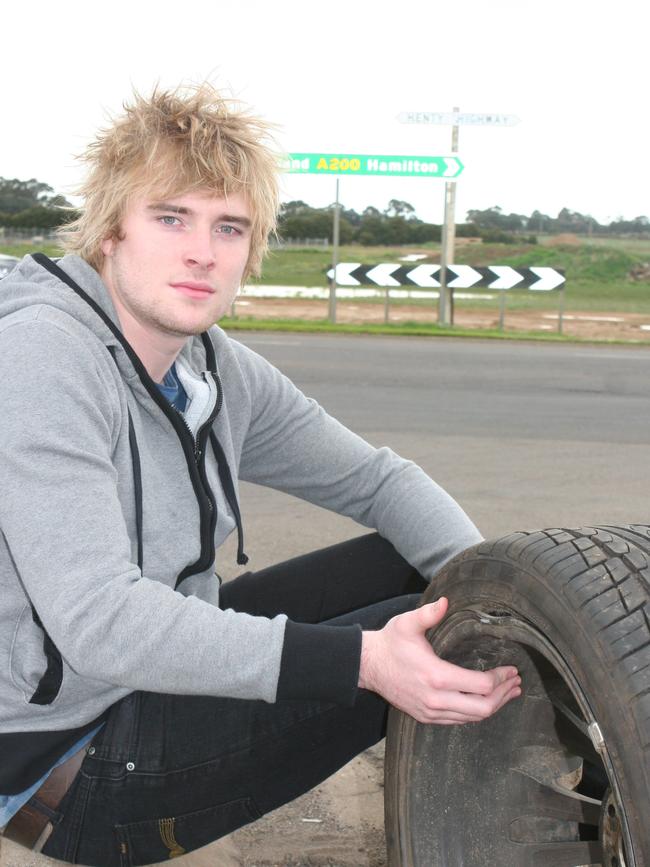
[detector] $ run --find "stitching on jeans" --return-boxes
[61,773,93,864]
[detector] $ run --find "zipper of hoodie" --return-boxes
[175,371,223,469]
[172,372,224,587]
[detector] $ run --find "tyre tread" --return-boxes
[471,524,650,768]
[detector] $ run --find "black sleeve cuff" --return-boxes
[276,620,362,706]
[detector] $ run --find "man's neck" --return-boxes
[100,267,185,383]
[120,318,184,383]
[107,298,184,383]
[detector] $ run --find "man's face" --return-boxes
[100,189,252,347]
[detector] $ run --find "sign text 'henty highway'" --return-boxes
[285,153,463,178]
[397,112,520,126]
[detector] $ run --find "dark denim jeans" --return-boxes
[42,534,425,865]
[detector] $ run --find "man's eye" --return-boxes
[159,215,180,226]
[217,225,238,235]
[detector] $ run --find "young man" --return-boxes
[0,85,520,865]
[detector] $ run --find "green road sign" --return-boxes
[284,153,463,178]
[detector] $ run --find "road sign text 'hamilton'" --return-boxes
[285,153,463,178]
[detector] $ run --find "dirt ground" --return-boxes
[232,296,650,342]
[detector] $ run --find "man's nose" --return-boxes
[183,229,215,270]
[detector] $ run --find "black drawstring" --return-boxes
[209,432,249,566]
[127,410,144,571]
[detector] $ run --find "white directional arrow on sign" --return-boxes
[365,264,401,287]
[407,265,441,287]
[529,267,566,291]
[443,158,462,177]
[327,263,362,286]
[447,265,483,288]
[487,266,523,289]
[327,263,564,290]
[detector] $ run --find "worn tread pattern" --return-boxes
[387,523,650,865]
[464,523,650,776]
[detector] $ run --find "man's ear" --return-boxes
[101,236,115,257]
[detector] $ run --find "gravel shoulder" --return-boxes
[233,295,650,342]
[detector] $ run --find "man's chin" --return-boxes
[159,315,222,339]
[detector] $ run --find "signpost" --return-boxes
[439,110,459,326]
[284,152,462,323]
[397,108,520,326]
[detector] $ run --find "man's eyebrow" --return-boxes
[146,202,252,227]
[219,213,252,228]
[147,203,191,215]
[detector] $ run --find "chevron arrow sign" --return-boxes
[327,264,565,291]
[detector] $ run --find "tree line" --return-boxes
[1,177,648,244]
[0,178,76,228]
[281,201,650,245]
[466,205,650,238]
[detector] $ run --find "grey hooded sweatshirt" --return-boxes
[0,254,481,792]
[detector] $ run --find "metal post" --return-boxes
[558,284,565,335]
[329,178,340,324]
[384,287,390,323]
[438,107,459,326]
[498,289,506,331]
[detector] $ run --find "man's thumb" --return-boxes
[417,597,449,631]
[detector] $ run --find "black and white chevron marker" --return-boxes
[327,263,566,291]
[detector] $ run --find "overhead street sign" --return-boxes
[284,153,463,178]
[327,263,565,292]
[397,111,520,127]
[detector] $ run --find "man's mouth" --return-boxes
[170,282,215,299]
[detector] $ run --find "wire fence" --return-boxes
[270,237,328,248]
[0,227,59,244]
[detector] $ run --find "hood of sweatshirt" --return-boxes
[0,254,213,385]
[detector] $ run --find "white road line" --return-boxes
[242,285,494,301]
[542,314,624,323]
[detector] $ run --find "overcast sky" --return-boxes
[3,0,648,224]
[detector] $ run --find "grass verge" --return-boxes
[220,316,647,345]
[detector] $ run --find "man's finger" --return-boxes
[414,597,448,631]
[431,658,519,696]
[423,713,484,724]
[422,678,521,718]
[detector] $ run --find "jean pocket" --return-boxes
[114,797,261,866]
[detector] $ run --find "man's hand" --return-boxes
[358,597,521,724]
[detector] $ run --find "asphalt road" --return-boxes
[218,333,650,580]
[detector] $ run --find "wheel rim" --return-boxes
[601,789,627,866]
[393,607,636,866]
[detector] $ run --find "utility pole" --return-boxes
[329,178,340,324]
[438,107,459,326]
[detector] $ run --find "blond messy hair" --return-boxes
[58,83,280,283]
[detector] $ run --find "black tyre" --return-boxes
[385,524,650,866]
